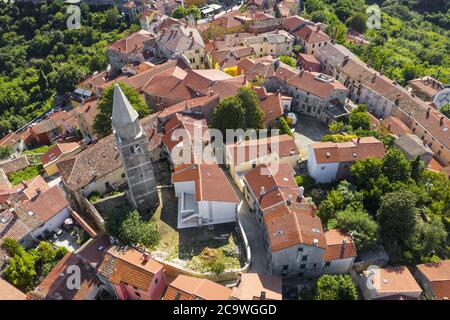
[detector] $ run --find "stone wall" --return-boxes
[92,192,129,218]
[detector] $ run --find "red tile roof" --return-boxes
[259,92,284,125]
[172,163,239,203]
[32,252,99,300]
[164,275,231,300]
[323,229,357,261]
[286,70,347,99]
[18,186,69,229]
[98,246,163,291]
[57,135,123,191]
[381,116,412,136]
[108,30,153,54]
[231,273,282,300]
[0,278,26,300]
[263,203,325,252]
[244,162,300,210]
[417,260,450,300]
[363,266,422,297]
[310,137,385,164]
[226,134,299,165]
[295,25,331,43]
[41,142,80,165]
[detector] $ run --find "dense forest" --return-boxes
[0,0,448,138]
[303,0,450,86]
[0,0,136,136]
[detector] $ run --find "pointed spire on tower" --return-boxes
[112,84,139,127]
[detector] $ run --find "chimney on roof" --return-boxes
[313,239,319,247]
[316,25,321,32]
[394,97,400,106]
[440,116,445,126]
[356,137,361,144]
[342,55,349,66]
[35,188,41,195]
[371,73,376,83]
[260,186,265,195]
[287,194,293,205]
[260,291,266,300]
[388,123,391,131]
[298,186,304,199]
[143,252,150,263]
[426,107,431,119]
[340,239,347,259]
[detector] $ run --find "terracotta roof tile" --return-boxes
[41,142,80,165]
[263,203,325,252]
[231,273,282,300]
[18,186,69,229]
[244,162,300,210]
[172,163,239,203]
[164,275,231,300]
[98,246,163,291]
[323,229,357,261]
[295,25,331,43]
[417,260,450,300]
[108,30,153,54]
[0,278,26,300]
[57,135,123,191]
[363,266,422,296]
[33,252,99,300]
[310,137,385,164]
[226,135,299,165]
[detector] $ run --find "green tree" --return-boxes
[278,55,296,67]
[346,12,367,34]
[349,110,371,131]
[410,155,425,183]
[292,44,303,55]
[406,218,447,262]
[318,199,335,226]
[48,62,85,95]
[334,205,379,250]
[278,117,293,137]
[2,253,37,292]
[186,6,201,21]
[382,148,411,182]
[378,191,418,245]
[0,145,13,159]
[350,157,383,189]
[274,4,281,18]
[212,96,245,136]
[328,121,346,134]
[439,104,450,118]
[119,211,160,247]
[315,274,357,300]
[93,82,149,137]
[172,6,187,19]
[236,87,264,130]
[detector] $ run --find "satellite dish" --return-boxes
[433,88,450,109]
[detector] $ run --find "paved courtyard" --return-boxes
[293,115,330,159]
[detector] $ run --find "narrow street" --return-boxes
[222,168,269,274]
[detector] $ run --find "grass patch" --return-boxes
[23,145,52,155]
[88,190,122,203]
[151,189,244,273]
[8,164,43,185]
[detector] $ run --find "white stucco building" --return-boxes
[172,164,240,229]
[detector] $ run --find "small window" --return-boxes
[302,255,308,261]
[324,261,331,267]
[282,265,289,271]
[300,264,306,269]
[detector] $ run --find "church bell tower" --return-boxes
[112,84,159,214]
